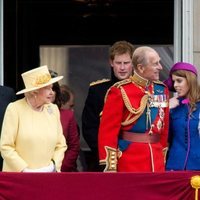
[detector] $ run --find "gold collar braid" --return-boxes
[100,76,149,126]
[120,86,148,126]
[131,72,150,88]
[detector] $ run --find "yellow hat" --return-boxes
[16,65,63,95]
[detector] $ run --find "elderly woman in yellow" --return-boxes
[0,66,67,172]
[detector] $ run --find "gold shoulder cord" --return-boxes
[90,78,110,86]
[101,79,148,126]
[99,88,111,118]
[120,86,148,126]
[104,87,111,103]
[103,79,132,104]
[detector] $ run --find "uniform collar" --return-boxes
[131,72,151,87]
[111,69,120,84]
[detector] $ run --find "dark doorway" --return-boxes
[4,0,174,91]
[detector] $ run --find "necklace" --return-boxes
[26,97,44,112]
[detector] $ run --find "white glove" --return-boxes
[23,161,55,172]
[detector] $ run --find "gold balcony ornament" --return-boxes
[190,175,200,200]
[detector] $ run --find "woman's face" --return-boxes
[172,74,189,97]
[37,84,54,105]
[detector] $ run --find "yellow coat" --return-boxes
[0,98,67,172]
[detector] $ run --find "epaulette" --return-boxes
[90,78,110,86]
[113,78,132,88]
[153,80,166,86]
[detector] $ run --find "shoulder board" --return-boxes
[113,78,132,88]
[153,80,166,87]
[90,79,110,86]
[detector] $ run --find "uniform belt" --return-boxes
[122,131,160,143]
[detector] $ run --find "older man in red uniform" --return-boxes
[98,46,169,172]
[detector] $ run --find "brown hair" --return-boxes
[52,82,62,108]
[109,40,134,61]
[49,69,62,108]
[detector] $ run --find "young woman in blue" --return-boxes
[164,62,200,170]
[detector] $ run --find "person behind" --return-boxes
[82,40,134,171]
[0,85,16,170]
[50,71,80,172]
[60,84,87,171]
[0,65,67,172]
[98,46,169,172]
[164,62,200,171]
[60,84,75,110]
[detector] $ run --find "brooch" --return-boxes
[47,106,53,114]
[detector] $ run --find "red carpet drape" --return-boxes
[0,171,199,200]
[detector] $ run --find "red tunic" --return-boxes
[98,77,169,172]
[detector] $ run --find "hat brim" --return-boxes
[16,76,63,95]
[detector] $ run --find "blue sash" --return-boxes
[119,83,165,151]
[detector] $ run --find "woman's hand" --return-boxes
[22,161,55,172]
[169,96,179,109]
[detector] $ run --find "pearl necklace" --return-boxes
[26,97,44,112]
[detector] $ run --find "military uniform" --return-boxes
[82,74,119,171]
[98,72,169,172]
